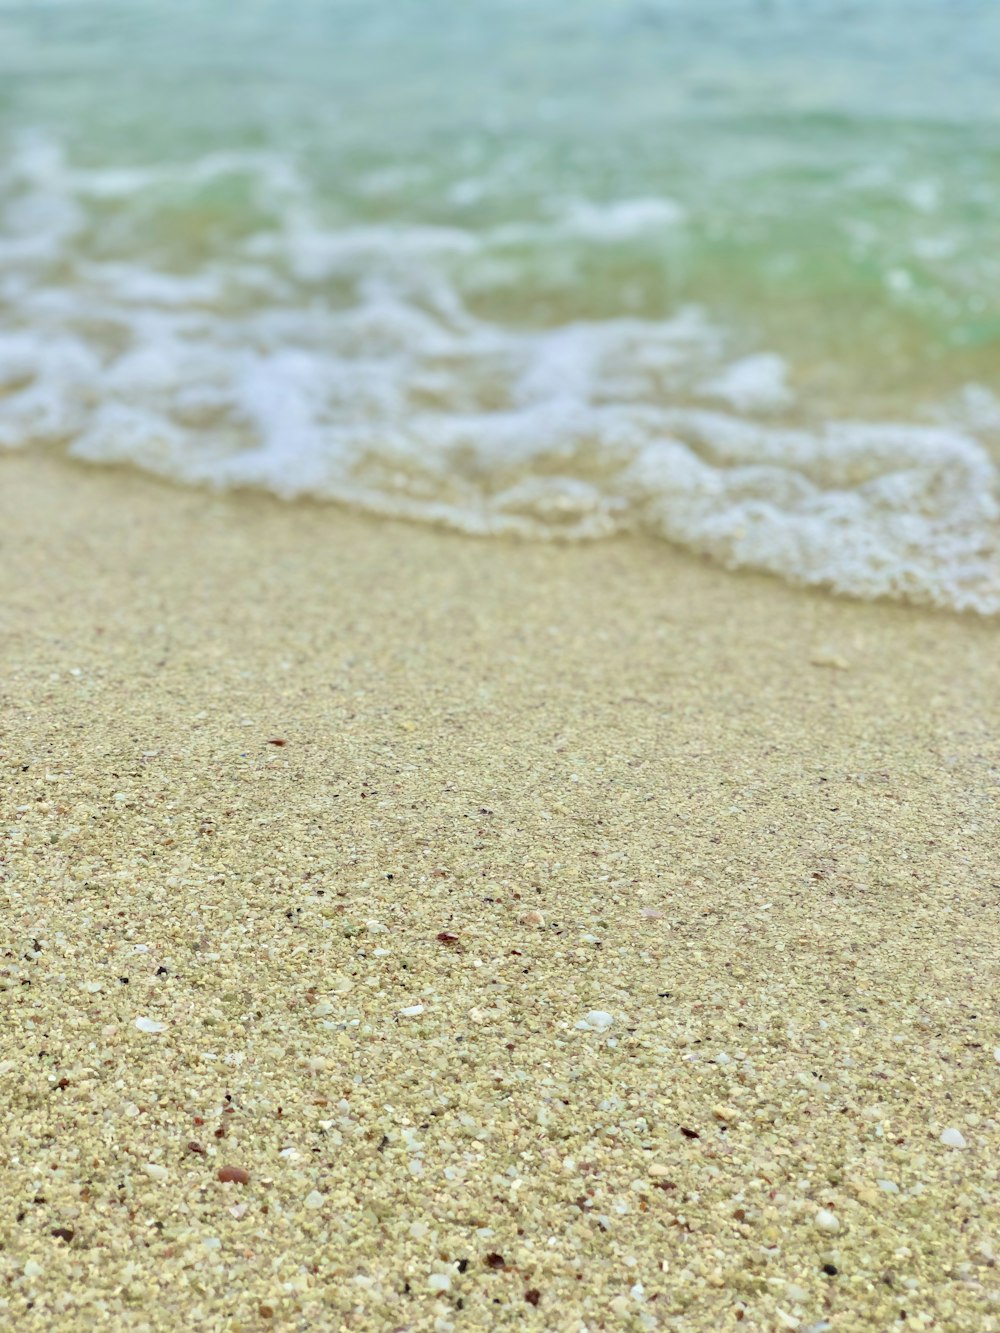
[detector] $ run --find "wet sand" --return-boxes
[1,453,998,1331]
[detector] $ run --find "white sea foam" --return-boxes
[1,135,998,615]
[698,354,792,413]
[553,197,686,241]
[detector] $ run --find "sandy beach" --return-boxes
[1,453,998,1331]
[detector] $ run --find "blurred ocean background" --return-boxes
[1,0,998,611]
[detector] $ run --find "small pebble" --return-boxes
[304,1190,325,1209]
[399,1004,424,1017]
[814,1208,840,1233]
[427,1273,451,1293]
[810,649,850,670]
[143,1162,168,1181]
[940,1127,967,1148]
[217,1165,250,1184]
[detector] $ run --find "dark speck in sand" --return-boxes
[680,1126,700,1139]
[268,738,286,746]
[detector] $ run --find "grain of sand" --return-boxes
[1,455,998,1331]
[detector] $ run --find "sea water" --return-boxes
[1,0,998,612]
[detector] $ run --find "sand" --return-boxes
[1,453,998,1332]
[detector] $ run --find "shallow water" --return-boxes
[1,0,999,611]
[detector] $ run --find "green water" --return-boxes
[3,0,998,415]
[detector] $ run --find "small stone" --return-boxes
[940,1127,967,1149]
[877,1179,900,1194]
[217,1165,250,1184]
[427,1273,451,1293]
[520,910,545,927]
[304,1190,325,1209]
[814,1208,840,1233]
[399,1004,424,1017]
[648,1164,673,1178]
[810,649,849,670]
[143,1162,168,1181]
[575,1010,613,1032]
[134,1017,166,1034]
[24,1260,43,1279]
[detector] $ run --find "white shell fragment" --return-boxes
[940,1127,967,1149]
[575,1010,614,1032]
[134,1016,167,1034]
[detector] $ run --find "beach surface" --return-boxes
[1,454,998,1331]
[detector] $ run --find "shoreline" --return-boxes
[2,453,998,1331]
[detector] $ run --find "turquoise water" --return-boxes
[1,0,999,611]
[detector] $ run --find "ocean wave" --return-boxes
[1,135,998,615]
